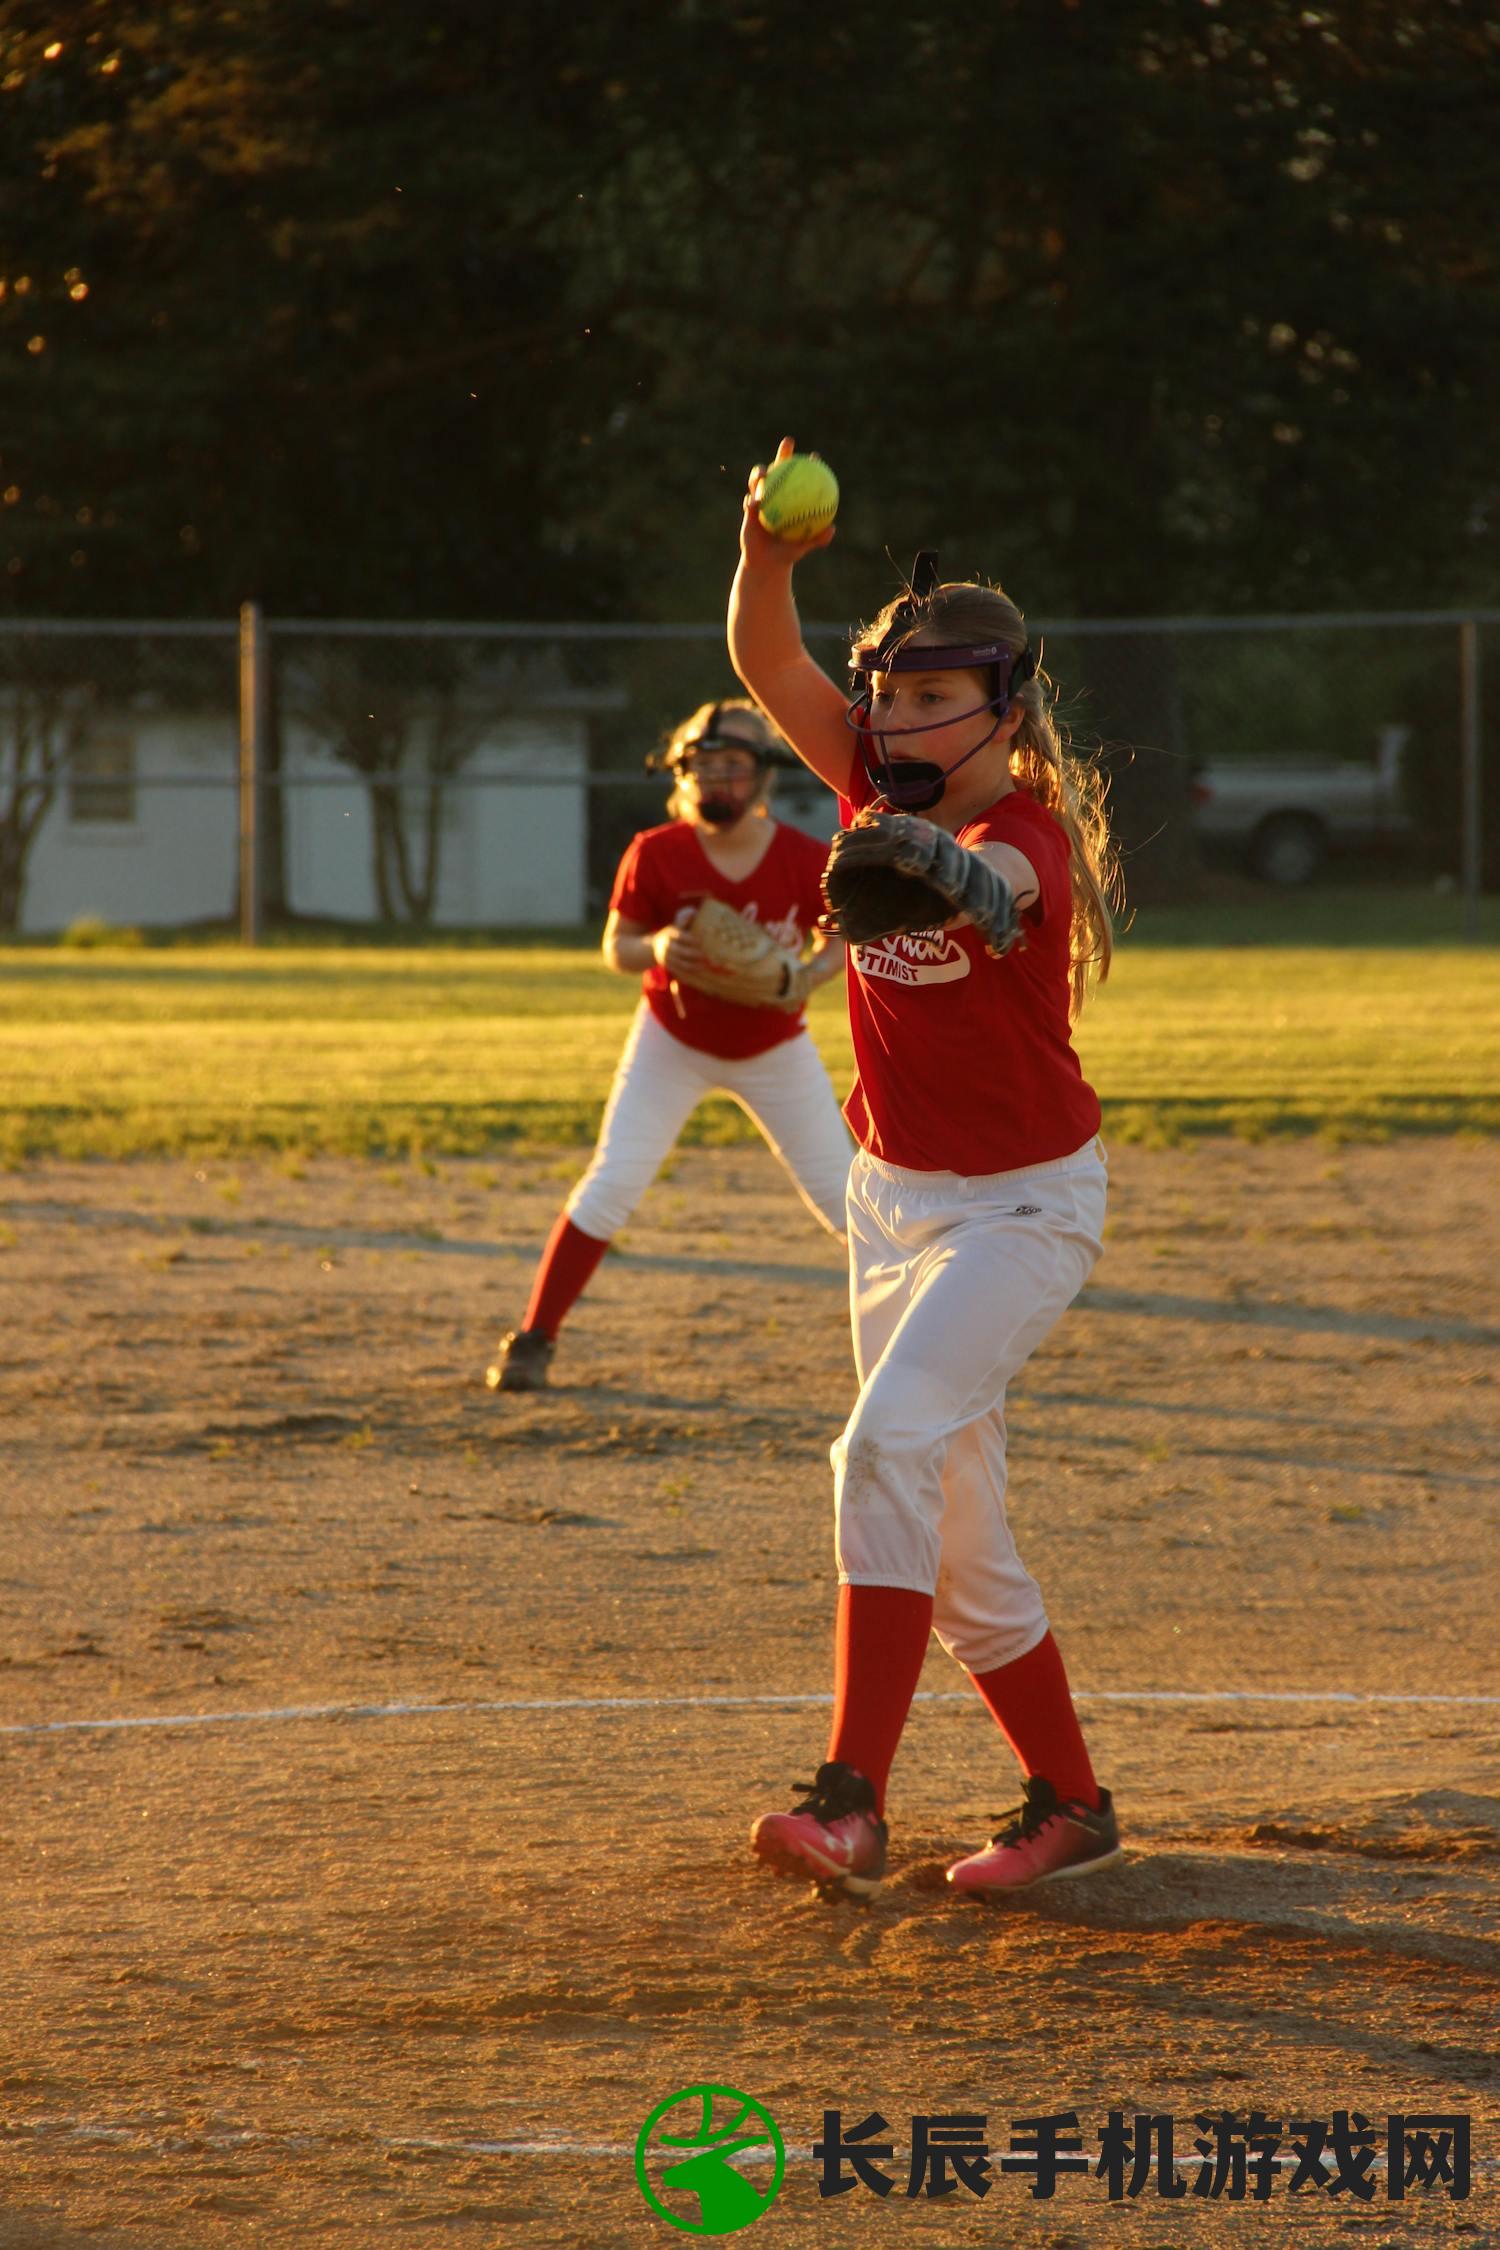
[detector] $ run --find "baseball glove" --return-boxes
[820,812,1021,957]
[674,895,812,1012]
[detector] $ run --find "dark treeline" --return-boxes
[1,0,1496,626]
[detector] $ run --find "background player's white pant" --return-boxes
[565,1001,853,1241]
[833,1139,1107,1674]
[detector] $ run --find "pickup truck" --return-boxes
[1190,725,1411,884]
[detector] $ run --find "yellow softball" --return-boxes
[757,452,839,542]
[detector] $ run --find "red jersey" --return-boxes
[610,819,832,1060]
[838,766,1101,1173]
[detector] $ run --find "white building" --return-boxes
[13,645,613,934]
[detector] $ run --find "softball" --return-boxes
[757,452,839,543]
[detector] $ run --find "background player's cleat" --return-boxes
[945,1775,1121,1897]
[486,1328,555,1393]
[751,1761,888,1899]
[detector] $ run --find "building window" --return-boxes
[68,732,136,824]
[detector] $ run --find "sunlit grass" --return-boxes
[1,909,1496,1160]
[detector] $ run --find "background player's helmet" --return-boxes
[846,553,1037,812]
[647,702,790,826]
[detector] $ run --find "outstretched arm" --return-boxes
[727,437,855,798]
[805,926,847,987]
[972,839,1040,913]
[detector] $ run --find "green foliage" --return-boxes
[59,914,144,948]
[0,3,1496,620]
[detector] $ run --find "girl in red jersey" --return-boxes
[488,697,851,1393]
[729,439,1124,1900]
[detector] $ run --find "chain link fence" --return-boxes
[0,611,1492,938]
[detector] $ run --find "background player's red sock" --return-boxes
[521,1214,610,1340]
[826,1583,934,1816]
[969,1630,1100,1809]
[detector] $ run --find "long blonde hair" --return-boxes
[859,581,1120,1015]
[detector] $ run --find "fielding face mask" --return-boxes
[845,553,1037,811]
[646,703,779,822]
[693,788,748,827]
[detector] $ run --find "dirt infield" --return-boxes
[2,1139,1498,2248]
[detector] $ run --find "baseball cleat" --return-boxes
[486,1328,555,1393]
[946,1775,1121,1897]
[751,1761,888,1900]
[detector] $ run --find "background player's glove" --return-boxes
[672,896,811,1010]
[820,813,1021,958]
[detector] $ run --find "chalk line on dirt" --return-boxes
[3,1685,1498,1741]
[4,2117,1494,2182]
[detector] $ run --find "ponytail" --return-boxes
[1008,674,1120,1018]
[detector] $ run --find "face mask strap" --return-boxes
[646,705,779,781]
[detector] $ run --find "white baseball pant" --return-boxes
[832,1138,1107,1674]
[564,1001,854,1241]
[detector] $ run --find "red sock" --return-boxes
[521,1214,610,1339]
[826,1583,934,1817]
[969,1631,1100,1809]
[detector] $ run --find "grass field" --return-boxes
[2,891,1496,1161]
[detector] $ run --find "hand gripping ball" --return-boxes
[757,453,839,543]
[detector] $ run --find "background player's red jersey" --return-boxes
[611,819,832,1060]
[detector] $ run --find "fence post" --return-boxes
[239,601,266,944]
[1459,618,1482,941]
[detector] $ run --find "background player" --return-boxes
[488,698,852,1392]
[728,438,1124,1900]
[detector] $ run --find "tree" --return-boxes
[0,5,627,617]
[285,637,507,925]
[0,631,98,928]
[0,0,1495,629]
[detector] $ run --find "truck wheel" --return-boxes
[1250,812,1326,885]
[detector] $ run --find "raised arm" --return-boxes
[727,438,856,798]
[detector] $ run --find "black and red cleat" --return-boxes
[486,1328,555,1393]
[751,1761,888,1900]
